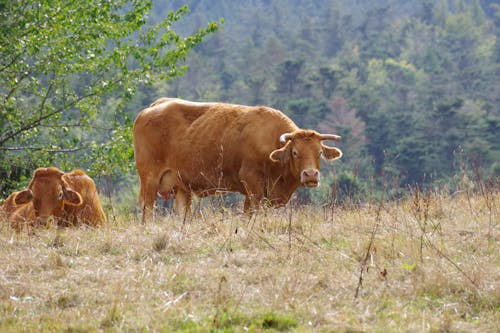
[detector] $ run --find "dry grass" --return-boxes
[0,190,498,332]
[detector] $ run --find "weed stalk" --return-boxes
[354,202,382,298]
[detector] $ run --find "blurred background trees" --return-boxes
[1,0,498,206]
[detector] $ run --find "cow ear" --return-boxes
[63,188,83,206]
[321,144,343,161]
[14,189,33,205]
[269,142,291,165]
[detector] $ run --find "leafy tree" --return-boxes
[318,97,366,164]
[0,0,220,196]
[275,59,305,97]
[334,171,366,204]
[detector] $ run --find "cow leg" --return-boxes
[239,168,265,213]
[138,176,159,224]
[173,190,192,221]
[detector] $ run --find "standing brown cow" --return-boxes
[4,167,106,232]
[133,98,343,222]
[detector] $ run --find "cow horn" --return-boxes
[320,134,342,142]
[279,133,293,143]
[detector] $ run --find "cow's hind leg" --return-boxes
[138,176,159,224]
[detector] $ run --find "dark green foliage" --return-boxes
[259,312,298,331]
[335,171,366,204]
[213,310,299,331]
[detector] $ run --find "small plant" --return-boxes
[402,262,416,273]
[54,293,80,309]
[100,304,122,329]
[259,312,299,331]
[153,233,169,252]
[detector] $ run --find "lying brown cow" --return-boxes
[3,167,106,232]
[133,98,343,222]
[0,191,20,223]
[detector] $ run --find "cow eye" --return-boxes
[292,149,299,158]
[58,190,64,200]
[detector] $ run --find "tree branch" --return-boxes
[0,52,24,73]
[1,145,92,153]
[0,90,99,146]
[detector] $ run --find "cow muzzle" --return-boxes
[301,169,320,187]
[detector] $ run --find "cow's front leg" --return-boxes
[239,168,265,213]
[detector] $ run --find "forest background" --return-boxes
[1,0,499,207]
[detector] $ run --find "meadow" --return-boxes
[0,186,498,332]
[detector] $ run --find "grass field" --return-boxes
[0,187,498,332]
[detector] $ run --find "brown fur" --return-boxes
[3,167,106,232]
[0,191,22,224]
[1,191,20,216]
[133,98,342,222]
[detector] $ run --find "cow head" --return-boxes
[269,130,342,187]
[14,167,83,224]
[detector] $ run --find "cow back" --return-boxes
[134,99,215,175]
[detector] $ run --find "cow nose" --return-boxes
[301,169,320,187]
[302,169,319,179]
